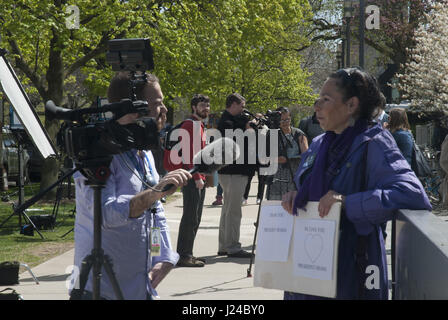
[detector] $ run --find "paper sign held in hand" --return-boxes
[256,204,294,262]
[254,201,341,298]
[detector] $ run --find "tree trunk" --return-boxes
[39,28,64,199]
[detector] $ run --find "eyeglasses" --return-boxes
[280,118,291,123]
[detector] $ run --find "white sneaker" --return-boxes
[242,199,248,205]
[256,198,261,205]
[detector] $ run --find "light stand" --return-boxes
[0,130,46,238]
[0,47,57,237]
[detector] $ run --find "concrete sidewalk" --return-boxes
[0,177,392,300]
[0,178,282,300]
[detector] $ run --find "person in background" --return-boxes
[281,67,431,300]
[431,119,448,152]
[212,183,223,206]
[298,108,324,143]
[266,107,308,200]
[217,93,256,258]
[388,108,413,166]
[176,94,210,267]
[374,93,389,129]
[439,135,448,207]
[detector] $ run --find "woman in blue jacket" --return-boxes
[281,68,431,300]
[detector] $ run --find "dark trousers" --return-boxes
[217,183,223,197]
[243,171,265,200]
[177,179,206,257]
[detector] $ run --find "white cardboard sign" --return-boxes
[254,201,341,298]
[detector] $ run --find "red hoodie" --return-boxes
[181,116,206,181]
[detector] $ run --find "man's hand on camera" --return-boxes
[129,169,191,218]
[116,113,139,125]
[149,262,173,289]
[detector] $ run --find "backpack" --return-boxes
[0,261,20,286]
[162,119,193,172]
[411,141,432,178]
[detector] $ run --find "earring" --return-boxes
[348,116,355,127]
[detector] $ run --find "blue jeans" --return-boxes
[217,183,223,197]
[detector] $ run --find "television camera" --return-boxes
[242,109,282,130]
[45,38,159,184]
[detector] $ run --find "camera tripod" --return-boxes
[69,164,124,300]
[247,128,298,277]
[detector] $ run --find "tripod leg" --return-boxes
[247,182,266,277]
[102,254,124,300]
[0,212,15,228]
[60,227,74,239]
[70,255,93,300]
[52,179,64,229]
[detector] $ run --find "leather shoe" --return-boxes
[227,250,254,258]
[193,256,206,263]
[217,251,227,256]
[177,256,205,267]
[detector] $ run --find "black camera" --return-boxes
[243,109,282,129]
[263,110,282,129]
[45,39,160,183]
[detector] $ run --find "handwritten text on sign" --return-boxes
[293,219,336,280]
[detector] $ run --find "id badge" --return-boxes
[151,227,161,256]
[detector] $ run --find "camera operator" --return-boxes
[71,72,191,300]
[217,93,256,258]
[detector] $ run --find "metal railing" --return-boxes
[392,209,448,299]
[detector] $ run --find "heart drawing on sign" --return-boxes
[304,233,324,263]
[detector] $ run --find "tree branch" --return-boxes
[6,34,47,100]
[64,18,137,78]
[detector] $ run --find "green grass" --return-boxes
[0,183,75,269]
[0,182,182,269]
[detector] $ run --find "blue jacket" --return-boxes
[391,129,413,165]
[287,123,431,300]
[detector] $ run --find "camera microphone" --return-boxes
[45,99,149,123]
[161,137,240,192]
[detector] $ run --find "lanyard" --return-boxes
[125,150,156,189]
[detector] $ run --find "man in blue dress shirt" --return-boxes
[70,72,191,300]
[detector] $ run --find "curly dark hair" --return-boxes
[191,93,210,112]
[329,67,382,121]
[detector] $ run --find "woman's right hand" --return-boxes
[281,191,297,215]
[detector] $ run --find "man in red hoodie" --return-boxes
[176,94,210,267]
